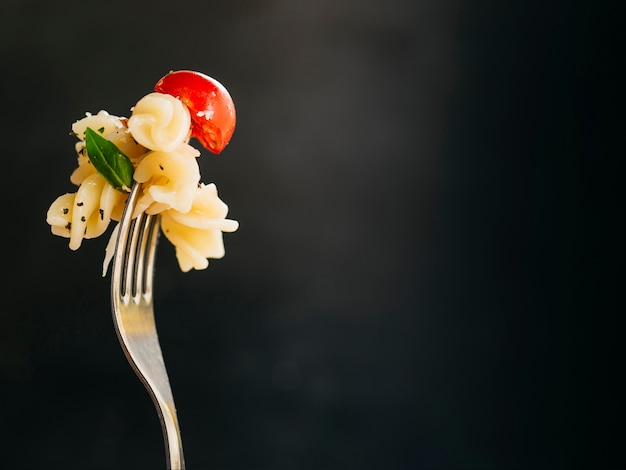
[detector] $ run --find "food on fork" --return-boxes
[155,70,236,154]
[46,70,239,273]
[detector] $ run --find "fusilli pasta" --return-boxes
[46,86,238,273]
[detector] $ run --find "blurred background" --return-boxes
[1,0,623,469]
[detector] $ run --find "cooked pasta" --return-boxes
[133,143,201,215]
[71,113,147,186]
[160,183,239,272]
[46,173,127,250]
[128,92,191,152]
[71,110,124,141]
[47,82,238,273]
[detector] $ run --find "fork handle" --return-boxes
[130,328,186,470]
[157,396,185,470]
[134,342,186,470]
[125,338,186,470]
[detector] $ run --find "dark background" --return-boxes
[1,1,623,469]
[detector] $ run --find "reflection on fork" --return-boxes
[110,183,185,470]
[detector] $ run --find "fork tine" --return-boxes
[128,211,157,298]
[144,215,159,294]
[111,183,141,300]
[125,213,143,297]
[113,185,160,297]
[137,213,159,298]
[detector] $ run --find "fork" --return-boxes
[110,182,185,470]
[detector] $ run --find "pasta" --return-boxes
[160,183,239,272]
[46,77,239,274]
[128,93,192,152]
[46,173,127,250]
[133,143,201,215]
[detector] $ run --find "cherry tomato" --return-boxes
[154,70,236,154]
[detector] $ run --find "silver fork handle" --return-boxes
[147,359,186,469]
[125,304,186,470]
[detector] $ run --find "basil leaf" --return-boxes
[84,127,134,192]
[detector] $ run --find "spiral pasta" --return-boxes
[46,173,127,250]
[133,143,201,215]
[160,183,239,272]
[128,93,191,152]
[47,87,238,273]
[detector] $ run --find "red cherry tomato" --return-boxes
[154,70,236,154]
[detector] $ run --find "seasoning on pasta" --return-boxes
[46,70,239,274]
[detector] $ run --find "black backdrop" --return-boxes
[1,1,623,469]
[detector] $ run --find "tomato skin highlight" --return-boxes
[154,70,236,154]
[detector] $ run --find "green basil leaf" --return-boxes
[84,127,134,192]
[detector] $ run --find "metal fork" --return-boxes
[110,182,185,470]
